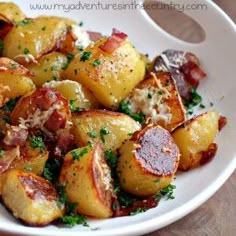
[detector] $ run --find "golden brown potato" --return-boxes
[59,143,113,218]
[43,80,100,110]
[117,125,180,197]
[72,110,140,151]
[3,16,67,64]
[64,37,145,108]
[0,2,25,22]
[1,170,64,226]
[26,52,67,87]
[125,72,186,131]
[172,110,221,171]
[0,58,35,106]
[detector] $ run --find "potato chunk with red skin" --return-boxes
[59,143,113,218]
[117,125,180,197]
[1,170,64,226]
[10,88,71,133]
[172,110,225,171]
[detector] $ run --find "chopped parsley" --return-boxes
[41,26,46,31]
[3,98,18,111]
[43,158,61,183]
[87,130,97,139]
[71,148,88,161]
[2,115,11,124]
[155,184,176,200]
[79,21,84,27]
[118,100,145,124]
[24,166,32,172]
[92,59,101,67]
[62,53,75,70]
[185,87,202,110]
[0,149,4,157]
[147,92,152,99]
[130,207,145,216]
[29,135,45,153]
[100,126,109,143]
[80,51,92,62]
[61,215,88,227]
[69,99,82,112]
[23,48,30,55]
[18,19,32,26]
[105,150,118,169]
[56,182,68,206]
[0,40,4,55]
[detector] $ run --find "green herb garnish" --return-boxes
[80,51,92,62]
[0,149,4,157]
[23,48,30,55]
[155,184,176,200]
[69,99,82,112]
[100,127,109,143]
[0,40,4,55]
[71,148,88,161]
[118,100,145,124]
[2,115,11,124]
[43,158,61,182]
[29,135,45,153]
[3,98,18,112]
[87,130,97,139]
[92,59,101,67]
[105,150,118,169]
[24,166,32,172]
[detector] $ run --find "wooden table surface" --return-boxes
[0,1,235,236]
[145,1,236,235]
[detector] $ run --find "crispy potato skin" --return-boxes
[3,16,67,62]
[0,58,35,104]
[43,80,100,110]
[172,110,221,171]
[59,143,113,218]
[0,2,25,22]
[64,38,145,108]
[26,52,67,87]
[117,125,179,197]
[1,170,64,226]
[72,110,140,151]
[127,72,186,131]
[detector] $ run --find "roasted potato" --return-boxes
[1,170,64,226]
[0,57,35,106]
[72,110,140,151]
[0,2,25,22]
[125,72,186,131]
[117,125,180,197]
[26,52,67,87]
[43,80,100,110]
[3,16,67,64]
[172,110,222,171]
[64,36,145,108]
[59,143,113,218]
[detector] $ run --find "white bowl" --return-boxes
[0,0,236,235]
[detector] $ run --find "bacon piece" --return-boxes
[3,125,28,147]
[87,31,103,41]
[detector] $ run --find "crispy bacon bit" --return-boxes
[99,29,128,54]
[87,31,103,41]
[0,147,20,174]
[218,116,227,131]
[56,129,75,151]
[45,110,67,132]
[180,61,206,88]
[3,125,28,146]
[113,197,158,217]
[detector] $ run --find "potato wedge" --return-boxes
[59,143,113,218]
[172,110,221,171]
[26,52,67,87]
[0,58,35,106]
[3,16,67,63]
[1,170,64,226]
[0,2,25,22]
[117,125,180,197]
[125,72,186,131]
[43,80,100,110]
[64,37,145,108]
[72,110,140,151]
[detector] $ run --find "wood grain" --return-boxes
[145,1,236,235]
